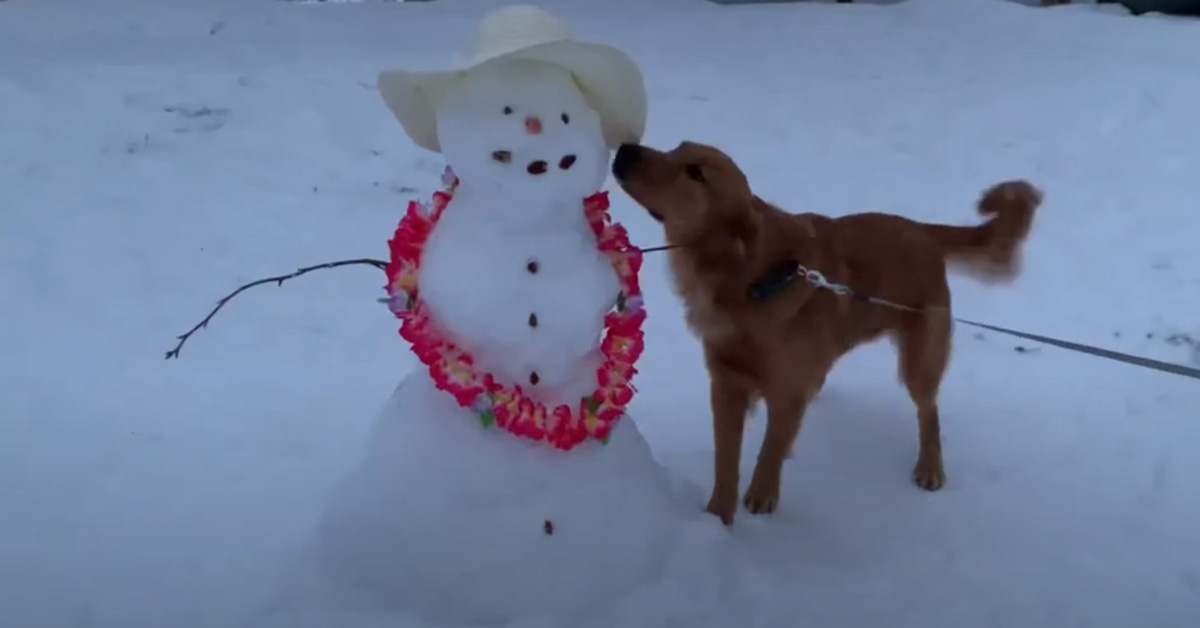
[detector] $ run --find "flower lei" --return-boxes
[384,167,647,451]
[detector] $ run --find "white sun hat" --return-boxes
[377,5,647,153]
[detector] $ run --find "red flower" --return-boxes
[592,423,614,442]
[431,191,452,217]
[551,404,573,432]
[602,331,645,363]
[607,385,634,407]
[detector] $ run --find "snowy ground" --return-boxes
[2,0,1199,626]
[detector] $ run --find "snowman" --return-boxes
[311,7,683,626]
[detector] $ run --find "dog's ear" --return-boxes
[701,199,762,308]
[725,200,761,266]
[695,199,758,270]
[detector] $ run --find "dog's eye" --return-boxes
[685,164,705,183]
[503,106,514,115]
[561,112,570,124]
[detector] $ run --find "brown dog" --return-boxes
[611,141,1041,526]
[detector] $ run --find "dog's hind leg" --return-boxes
[897,311,952,491]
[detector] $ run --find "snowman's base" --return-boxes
[310,373,685,625]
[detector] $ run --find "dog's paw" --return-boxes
[912,457,946,491]
[705,491,738,526]
[742,479,780,515]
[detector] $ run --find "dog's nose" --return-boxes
[524,116,543,135]
[612,143,643,180]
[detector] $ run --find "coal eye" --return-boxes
[685,164,705,183]
[503,106,514,115]
[561,112,570,124]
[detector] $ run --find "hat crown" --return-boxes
[468,6,572,65]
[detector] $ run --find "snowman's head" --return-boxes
[435,59,610,208]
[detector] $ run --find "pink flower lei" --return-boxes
[384,167,647,451]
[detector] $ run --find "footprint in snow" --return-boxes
[163,104,231,134]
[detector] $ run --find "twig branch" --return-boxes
[165,258,387,360]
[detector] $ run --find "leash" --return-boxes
[788,262,1200,382]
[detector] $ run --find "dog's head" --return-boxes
[611,141,755,243]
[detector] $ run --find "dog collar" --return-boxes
[749,259,802,303]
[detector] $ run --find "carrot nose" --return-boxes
[524,116,543,135]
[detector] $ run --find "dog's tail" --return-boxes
[922,179,1042,283]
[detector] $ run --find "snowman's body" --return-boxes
[312,60,681,625]
[418,189,617,409]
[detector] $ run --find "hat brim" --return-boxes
[378,40,647,154]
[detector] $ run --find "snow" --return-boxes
[1,0,1198,627]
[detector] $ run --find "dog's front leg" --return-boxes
[743,387,815,516]
[705,373,751,526]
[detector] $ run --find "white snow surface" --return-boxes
[419,59,620,407]
[2,1,1199,627]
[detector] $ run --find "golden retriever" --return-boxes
[611,140,1042,526]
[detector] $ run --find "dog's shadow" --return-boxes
[734,390,951,574]
[742,378,921,492]
[664,364,931,511]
